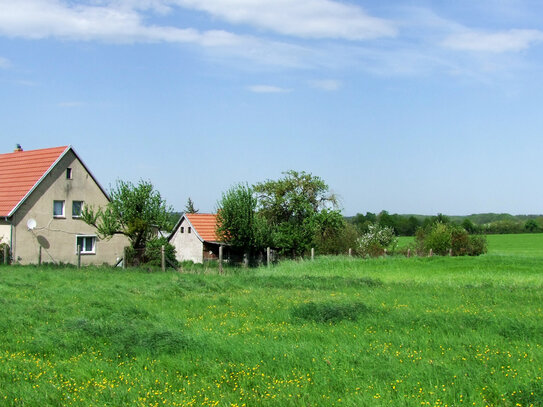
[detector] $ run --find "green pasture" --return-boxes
[1,235,543,406]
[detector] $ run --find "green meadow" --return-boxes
[1,234,542,406]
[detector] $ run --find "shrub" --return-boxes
[144,237,179,268]
[423,222,451,256]
[0,243,11,264]
[357,224,397,257]
[416,223,487,257]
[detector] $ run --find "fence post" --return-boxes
[348,248,352,257]
[266,247,270,268]
[449,248,452,256]
[4,245,8,265]
[161,245,165,272]
[219,245,223,274]
[429,249,433,257]
[38,246,42,266]
[384,248,387,257]
[407,248,411,258]
[123,247,127,269]
[77,245,81,268]
[311,247,314,261]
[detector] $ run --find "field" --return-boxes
[1,235,542,406]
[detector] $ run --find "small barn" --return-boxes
[168,213,222,264]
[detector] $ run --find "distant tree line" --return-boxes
[347,211,543,236]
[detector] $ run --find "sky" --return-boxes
[1,0,543,216]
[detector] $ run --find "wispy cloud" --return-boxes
[443,29,543,53]
[248,85,292,93]
[309,79,342,91]
[172,0,396,40]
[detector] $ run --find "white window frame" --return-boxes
[53,200,65,218]
[76,235,96,254]
[72,201,84,218]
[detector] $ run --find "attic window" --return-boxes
[188,227,192,234]
[180,227,184,233]
[66,168,72,179]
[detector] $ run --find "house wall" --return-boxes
[11,149,128,265]
[0,221,11,245]
[169,217,204,263]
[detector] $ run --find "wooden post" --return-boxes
[429,249,433,257]
[4,245,8,265]
[123,247,127,269]
[348,248,352,257]
[38,246,42,266]
[407,248,411,258]
[311,247,315,261]
[77,245,81,268]
[384,248,387,257]
[266,247,270,268]
[161,245,165,272]
[219,245,223,274]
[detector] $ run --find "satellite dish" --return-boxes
[27,218,37,230]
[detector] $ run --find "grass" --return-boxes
[0,235,543,406]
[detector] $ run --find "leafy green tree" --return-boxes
[525,219,540,233]
[254,170,338,257]
[82,179,172,255]
[312,209,352,255]
[216,183,267,255]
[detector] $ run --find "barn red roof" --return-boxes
[186,213,219,242]
[0,146,69,217]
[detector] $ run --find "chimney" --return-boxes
[14,144,23,152]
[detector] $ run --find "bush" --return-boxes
[357,224,397,257]
[144,237,179,268]
[416,223,487,256]
[0,243,11,264]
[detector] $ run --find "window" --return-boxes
[72,201,84,218]
[66,168,72,179]
[76,236,96,254]
[180,227,184,233]
[53,200,65,218]
[188,227,192,234]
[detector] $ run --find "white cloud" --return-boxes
[172,0,396,40]
[443,29,543,53]
[248,85,291,93]
[309,79,342,91]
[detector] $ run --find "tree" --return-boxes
[216,183,266,255]
[253,170,339,257]
[82,179,172,256]
[184,197,199,214]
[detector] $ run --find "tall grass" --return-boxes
[1,245,542,406]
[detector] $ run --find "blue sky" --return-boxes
[1,0,543,216]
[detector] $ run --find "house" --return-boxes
[168,213,223,264]
[0,145,127,265]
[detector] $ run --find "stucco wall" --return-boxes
[0,222,11,245]
[11,149,128,265]
[169,217,204,263]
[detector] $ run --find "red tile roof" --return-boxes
[186,213,219,242]
[0,146,68,217]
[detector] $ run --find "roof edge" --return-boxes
[8,146,71,217]
[168,214,205,243]
[7,145,111,217]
